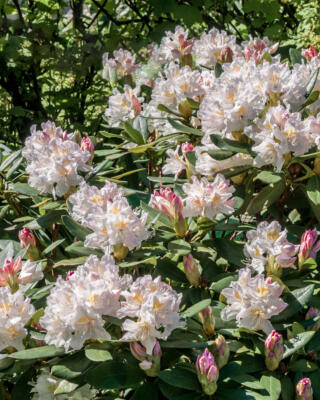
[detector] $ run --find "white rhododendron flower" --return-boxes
[0,286,35,351]
[30,368,94,400]
[69,181,149,253]
[22,121,91,198]
[182,174,235,220]
[41,255,130,351]
[221,268,287,334]
[118,275,183,354]
[193,28,240,67]
[105,85,143,127]
[102,49,139,82]
[244,221,299,274]
[245,104,313,171]
[163,143,195,178]
[158,25,193,61]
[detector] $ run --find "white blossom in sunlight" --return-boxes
[244,221,299,274]
[22,121,91,198]
[0,286,35,351]
[158,26,193,61]
[118,275,183,354]
[102,49,139,82]
[182,174,235,220]
[221,268,287,334]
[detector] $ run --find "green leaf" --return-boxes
[283,331,315,358]
[288,359,318,372]
[51,365,82,380]
[260,374,281,400]
[167,240,191,256]
[54,380,78,395]
[85,344,113,362]
[85,361,144,390]
[167,118,204,136]
[156,257,188,283]
[215,62,223,77]
[280,376,294,400]
[306,175,320,222]
[210,134,253,155]
[306,67,320,98]
[298,90,320,111]
[207,149,235,160]
[254,171,282,184]
[157,367,201,391]
[25,210,66,230]
[181,299,211,318]
[53,256,87,269]
[289,48,302,65]
[9,345,64,359]
[61,215,92,242]
[214,238,244,268]
[185,151,196,166]
[123,122,145,145]
[41,239,65,255]
[247,179,286,215]
[210,275,238,292]
[232,374,264,390]
[131,382,159,400]
[0,150,22,172]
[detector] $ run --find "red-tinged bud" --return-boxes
[132,95,142,116]
[299,229,320,268]
[220,46,233,63]
[66,270,75,281]
[81,137,94,153]
[199,306,215,336]
[212,334,229,368]
[183,254,201,287]
[196,348,219,395]
[264,330,284,371]
[19,228,35,248]
[130,341,161,377]
[149,188,183,220]
[296,378,313,400]
[19,228,40,261]
[181,142,194,155]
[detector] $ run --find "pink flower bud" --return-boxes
[199,306,215,336]
[244,46,252,61]
[80,137,94,153]
[220,46,233,63]
[212,334,229,368]
[299,229,320,267]
[297,378,313,400]
[0,257,22,288]
[139,360,153,371]
[196,348,219,395]
[152,340,162,359]
[174,211,187,238]
[305,307,320,331]
[265,330,283,371]
[149,188,183,220]
[66,270,75,281]
[19,228,35,249]
[131,95,142,116]
[183,255,201,287]
[303,46,318,62]
[130,342,147,361]
[181,142,194,155]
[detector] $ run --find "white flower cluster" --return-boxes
[0,286,35,351]
[117,275,183,354]
[40,254,131,351]
[69,180,149,253]
[22,121,91,198]
[182,174,235,220]
[244,221,299,274]
[221,268,287,334]
[30,368,94,400]
[102,48,139,82]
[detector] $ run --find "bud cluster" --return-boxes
[130,341,162,377]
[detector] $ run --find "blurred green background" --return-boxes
[0,0,319,144]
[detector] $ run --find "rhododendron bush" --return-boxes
[2,26,320,400]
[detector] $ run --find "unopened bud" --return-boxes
[220,46,233,63]
[178,99,192,119]
[212,334,229,368]
[181,142,194,155]
[296,378,313,400]
[174,211,187,238]
[183,255,201,287]
[81,137,94,153]
[18,228,40,261]
[196,348,219,396]
[264,330,283,371]
[198,306,215,336]
[113,243,129,260]
[305,307,320,331]
[130,341,161,377]
[299,229,320,268]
